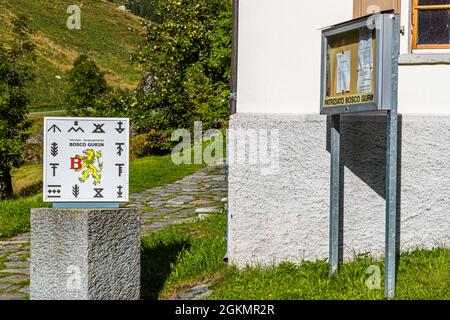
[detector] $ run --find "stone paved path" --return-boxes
[0,164,227,300]
[0,233,30,300]
[124,164,227,237]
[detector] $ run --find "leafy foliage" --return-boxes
[89,87,134,118]
[130,0,232,133]
[130,130,171,159]
[66,54,108,116]
[0,14,36,199]
[66,0,232,156]
[123,0,161,22]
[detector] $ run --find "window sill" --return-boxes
[399,53,450,65]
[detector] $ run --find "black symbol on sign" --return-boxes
[94,188,104,198]
[115,121,125,134]
[115,163,124,177]
[47,185,61,198]
[93,123,105,133]
[50,163,59,177]
[116,143,125,156]
[117,185,123,198]
[50,142,58,157]
[68,121,85,133]
[72,184,80,198]
[48,124,61,133]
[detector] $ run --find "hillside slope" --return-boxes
[0,0,145,111]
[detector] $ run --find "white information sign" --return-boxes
[357,28,373,94]
[336,50,351,94]
[43,117,130,202]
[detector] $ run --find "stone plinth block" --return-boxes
[30,208,140,300]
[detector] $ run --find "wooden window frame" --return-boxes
[412,0,450,49]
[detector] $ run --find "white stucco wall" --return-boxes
[228,113,450,267]
[237,0,450,114]
[399,65,450,114]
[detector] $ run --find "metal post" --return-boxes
[329,114,341,276]
[385,109,397,299]
[384,15,399,299]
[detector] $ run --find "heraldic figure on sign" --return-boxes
[43,117,130,202]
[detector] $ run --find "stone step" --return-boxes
[195,207,223,214]
[0,269,30,275]
[0,241,29,245]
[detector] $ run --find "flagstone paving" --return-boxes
[0,164,227,300]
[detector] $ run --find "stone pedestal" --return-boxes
[30,208,140,300]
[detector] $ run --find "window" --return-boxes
[412,0,450,49]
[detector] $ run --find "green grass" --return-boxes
[2,153,205,240]
[0,0,144,111]
[0,195,50,240]
[10,153,205,198]
[140,213,450,300]
[141,214,228,299]
[130,155,204,194]
[209,248,450,300]
[11,164,43,198]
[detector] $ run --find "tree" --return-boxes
[123,0,160,22]
[130,0,232,134]
[0,14,36,199]
[66,54,108,116]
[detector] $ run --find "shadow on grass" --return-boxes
[140,236,191,300]
[15,181,42,199]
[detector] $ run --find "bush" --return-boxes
[90,87,134,118]
[131,130,171,159]
[64,1,233,156]
[124,0,160,22]
[21,141,42,164]
[130,0,232,134]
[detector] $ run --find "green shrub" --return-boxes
[90,87,133,118]
[21,141,42,165]
[130,130,171,159]
[130,0,232,134]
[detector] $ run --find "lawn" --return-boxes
[141,214,228,299]
[11,165,43,198]
[130,155,204,194]
[141,213,450,300]
[0,153,205,240]
[11,153,205,197]
[0,195,50,240]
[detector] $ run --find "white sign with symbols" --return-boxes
[43,117,130,202]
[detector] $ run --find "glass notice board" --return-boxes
[325,27,376,106]
[320,13,398,115]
